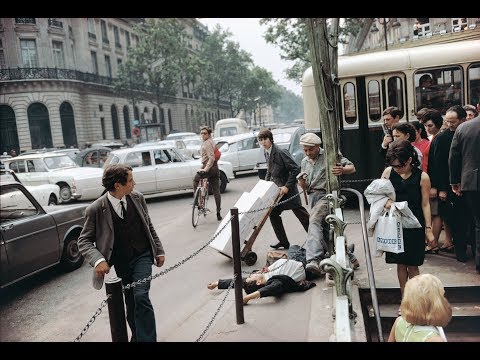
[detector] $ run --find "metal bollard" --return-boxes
[230,207,244,324]
[105,276,128,342]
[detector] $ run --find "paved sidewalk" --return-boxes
[189,208,479,342]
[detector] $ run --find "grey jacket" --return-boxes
[78,190,164,269]
[449,116,480,191]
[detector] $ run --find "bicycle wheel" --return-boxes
[192,188,202,227]
[203,186,210,217]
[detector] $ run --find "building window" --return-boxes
[100,20,109,44]
[105,55,112,77]
[0,39,5,69]
[87,18,96,40]
[113,26,121,48]
[100,117,106,139]
[117,58,122,67]
[99,104,103,111]
[125,31,131,48]
[91,51,98,74]
[52,41,65,68]
[451,18,467,31]
[20,39,38,67]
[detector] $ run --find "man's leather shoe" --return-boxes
[217,213,222,221]
[270,242,289,250]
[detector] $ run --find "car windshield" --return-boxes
[273,133,292,144]
[43,155,78,170]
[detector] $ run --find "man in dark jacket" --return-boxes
[258,129,309,250]
[449,112,480,272]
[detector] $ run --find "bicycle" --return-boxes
[192,171,210,227]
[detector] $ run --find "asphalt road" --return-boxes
[0,171,310,342]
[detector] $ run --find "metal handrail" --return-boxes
[342,188,384,342]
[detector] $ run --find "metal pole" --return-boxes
[230,207,244,324]
[105,277,128,342]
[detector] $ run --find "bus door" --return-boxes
[339,78,368,192]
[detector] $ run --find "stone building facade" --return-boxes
[0,18,230,154]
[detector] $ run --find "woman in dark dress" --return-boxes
[381,140,434,298]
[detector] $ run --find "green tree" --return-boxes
[272,86,304,124]
[195,25,253,120]
[260,18,363,83]
[114,18,193,137]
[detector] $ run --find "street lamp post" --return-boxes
[371,18,400,51]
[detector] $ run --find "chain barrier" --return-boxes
[73,296,110,342]
[196,274,237,342]
[74,186,362,342]
[340,178,376,184]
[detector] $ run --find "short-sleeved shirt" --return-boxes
[263,259,305,283]
[300,148,353,191]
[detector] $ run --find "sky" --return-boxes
[198,18,302,97]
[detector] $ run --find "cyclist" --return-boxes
[193,126,222,221]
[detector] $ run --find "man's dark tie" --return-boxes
[120,200,126,219]
[265,151,270,163]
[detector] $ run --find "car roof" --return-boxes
[214,132,257,144]
[3,152,69,161]
[111,144,173,154]
[75,147,112,156]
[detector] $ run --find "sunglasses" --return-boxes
[390,162,406,169]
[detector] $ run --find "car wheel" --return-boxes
[60,234,84,272]
[48,194,58,206]
[59,184,72,202]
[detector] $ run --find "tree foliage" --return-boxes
[260,18,363,83]
[272,86,304,124]
[114,18,192,110]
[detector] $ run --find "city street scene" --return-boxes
[1,18,479,343]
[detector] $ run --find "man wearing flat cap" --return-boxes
[257,129,310,250]
[297,133,357,276]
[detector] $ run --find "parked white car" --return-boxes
[136,139,193,159]
[214,133,261,176]
[104,144,234,194]
[2,153,104,202]
[182,136,202,158]
[0,169,61,206]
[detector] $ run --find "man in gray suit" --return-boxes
[78,164,165,341]
[258,129,310,250]
[449,114,480,273]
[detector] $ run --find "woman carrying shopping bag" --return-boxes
[381,140,434,310]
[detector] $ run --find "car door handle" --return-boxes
[1,224,14,231]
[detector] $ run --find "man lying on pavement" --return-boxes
[207,257,316,304]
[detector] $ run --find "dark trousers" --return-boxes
[464,191,480,269]
[444,190,469,261]
[269,204,309,246]
[193,166,221,213]
[115,250,156,342]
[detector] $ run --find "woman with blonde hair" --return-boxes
[388,273,452,342]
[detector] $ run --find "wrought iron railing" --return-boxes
[0,67,113,86]
[15,18,36,25]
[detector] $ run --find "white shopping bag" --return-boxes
[374,205,404,254]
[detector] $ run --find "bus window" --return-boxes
[343,82,357,125]
[387,76,404,113]
[414,67,463,114]
[468,63,480,107]
[368,80,381,121]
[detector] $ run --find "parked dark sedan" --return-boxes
[0,180,88,289]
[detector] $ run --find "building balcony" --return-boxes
[48,18,63,28]
[0,67,113,86]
